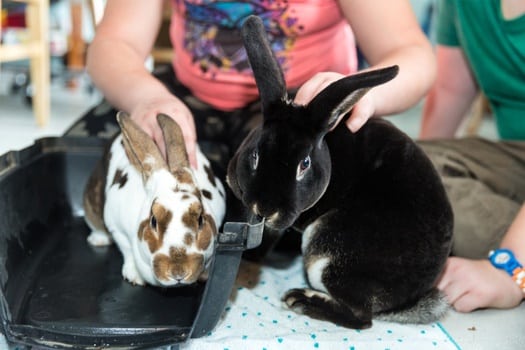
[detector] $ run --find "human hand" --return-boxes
[130,97,198,168]
[294,71,376,132]
[437,257,524,312]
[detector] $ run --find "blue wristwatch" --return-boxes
[488,248,525,293]
[488,249,522,275]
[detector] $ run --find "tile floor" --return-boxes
[0,69,523,350]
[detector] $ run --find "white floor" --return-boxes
[0,70,523,350]
[0,71,98,154]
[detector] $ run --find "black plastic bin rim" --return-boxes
[0,136,264,349]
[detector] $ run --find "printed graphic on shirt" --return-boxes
[179,0,302,77]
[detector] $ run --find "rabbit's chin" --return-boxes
[156,278,199,288]
[259,212,297,231]
[153,269,205,287]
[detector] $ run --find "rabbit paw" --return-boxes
[282,288,328,314]
[282,288,373,329]
[87,230,112,246]
[122,260,145,286]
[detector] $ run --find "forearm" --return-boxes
[419,83,477,139]
[85,0,176,114]
[86,38,176,113]
[419,45,479,139]
[85,0,198,165]
[365,43,436,117]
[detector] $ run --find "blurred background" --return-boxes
[0,0,497,156]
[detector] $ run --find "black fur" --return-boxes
[227,16,453,329]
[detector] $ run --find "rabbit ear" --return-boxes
[156,113,190,171]
[241,15,287,112]
[116,111,166,181]
[307,65,399,132]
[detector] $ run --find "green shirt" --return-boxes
[437,0,525,139]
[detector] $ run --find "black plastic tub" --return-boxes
[0,137,263,349]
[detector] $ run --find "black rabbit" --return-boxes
[226,16,453,329]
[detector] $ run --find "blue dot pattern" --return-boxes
[0,257,459,350]
[179,256,459,350]
[0,257,458,350]
[0,254,460,350]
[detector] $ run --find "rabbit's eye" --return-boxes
[150,215,157,230]
[296,155,311,180]
[250,149,259,170]
[198,214,204,229]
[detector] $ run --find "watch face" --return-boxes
[494,252,511,265]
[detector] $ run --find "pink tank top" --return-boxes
[170,0,358,110]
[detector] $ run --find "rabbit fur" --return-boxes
[83,112,226,287]
[226,16,453,329]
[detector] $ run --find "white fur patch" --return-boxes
[87,230,112,246]
[303,288,332,302]
[283,288,332,313]
[144,155,157,167]
[302,220,320,253]
[122,257,145,285]
[306,256,330,294]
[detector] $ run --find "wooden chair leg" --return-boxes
[28,0,50,127]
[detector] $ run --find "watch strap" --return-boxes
[488,249,525,294]
[511,267,525,293]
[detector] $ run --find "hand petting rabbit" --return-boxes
[83,112,226,287]
[227,16,453,329]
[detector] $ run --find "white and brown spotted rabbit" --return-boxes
[227,16,453,329]
[83,112,226,287]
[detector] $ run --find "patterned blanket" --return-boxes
[182,256,460,350]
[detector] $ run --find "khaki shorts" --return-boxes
[418,137,525,259]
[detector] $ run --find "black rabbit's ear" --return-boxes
[308,66,399,132]
[241,16,287,112]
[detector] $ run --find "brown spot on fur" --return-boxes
[206,213,217,236]
[138,219,146,240]
[204,165,217,187]
[153,254,171,281]
[173,168,194,185]
[182,202,203,230]
[112,168,128,188]
[171,247,187,259]
[83,143,112,234]
[202,189,212,200]
[181,194,190,200]
[184,233,194,245]
[197,213,217,251]
[83,133,121,235]
[139,218,161,253]
[197,228,212,251]
[153,247,204,283]
[154,204,172,240]
[139,203,173,253]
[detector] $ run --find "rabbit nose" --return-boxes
[252,203,279,222]
[171,271,189,282]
